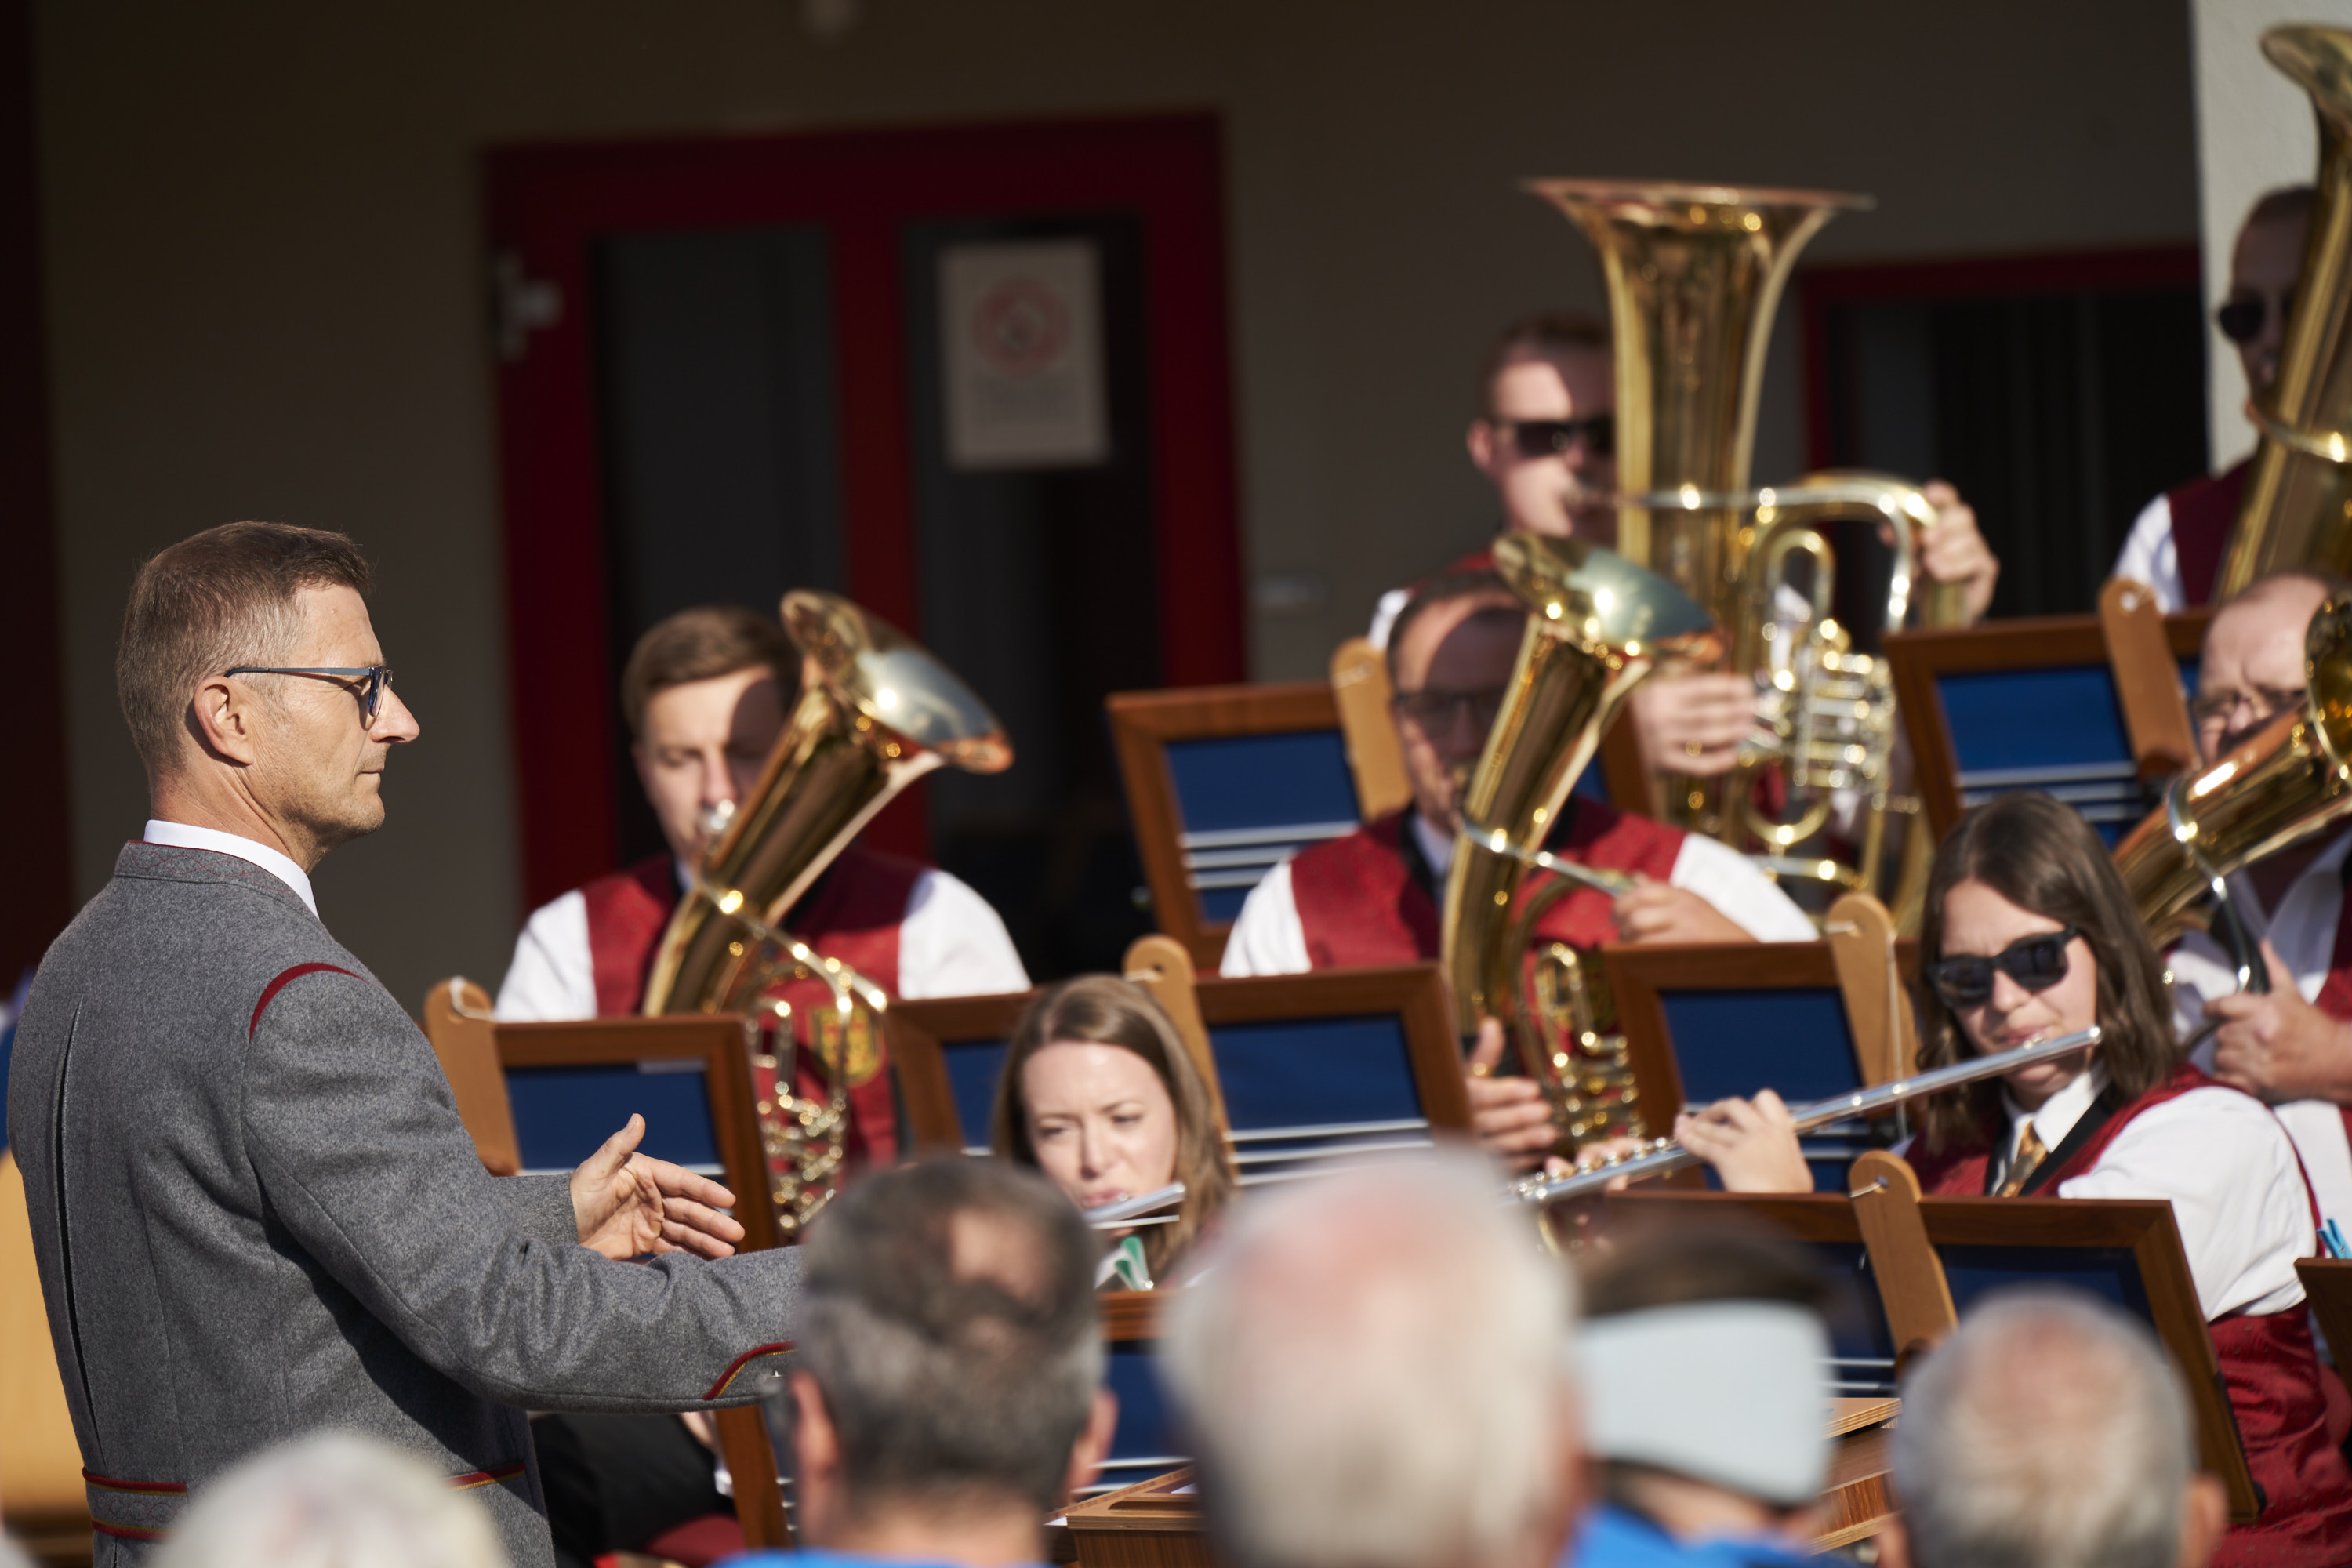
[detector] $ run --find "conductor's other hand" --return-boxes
[1672,1091,1813,1194]
[572,1114,746,1261]
[1613,876,1753,945]
[1630,673,1755,778]
[2209,942,2352,1105]
[1465,1018,1555,1172]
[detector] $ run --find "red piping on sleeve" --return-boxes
[249,963,355,1038]
[704,1341,794,1401]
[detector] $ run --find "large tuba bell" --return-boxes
[2114,597,2352,970]
[1440,532,1716,1150]
[643,590,1011,1237]
[1526,180,1966,904]
[2215,27,2352,597]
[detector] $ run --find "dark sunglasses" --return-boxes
[2216,289,2294,345]
[1392,685,1508,735]
[1927,924,2079,1010]
[224,664,397,721]
[1499,413,1613,461]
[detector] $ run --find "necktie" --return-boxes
[1998,1123,2049,1197]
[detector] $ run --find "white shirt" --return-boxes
[2111,490,2186,612]
[143,818,318,918]
[1219,809,1817,977]
[495,859,1030,1021]
[1977,1060,2313,1319]
[2169,829,2352,1229]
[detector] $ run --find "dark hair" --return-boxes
[1913,793,2178,1151]
[2245,183,2318,236]
[795,1158,1101,1515]
[1578,1223,1828,1319]
[619,604,797,739]
[993,975,1235,1278]
[1383,569,1523,687]
[1477,311,1610,417]
[117,522,373,779]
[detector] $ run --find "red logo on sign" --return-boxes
[971,278,1069,376]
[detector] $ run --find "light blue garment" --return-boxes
[1566,1501,1817,1568]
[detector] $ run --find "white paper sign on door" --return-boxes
[938,239,1109,470]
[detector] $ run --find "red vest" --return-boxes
[579,850,922,1168]
[1911,1066,2352,1568]
[2168,457,2252,608]
[1286,802,1685,969]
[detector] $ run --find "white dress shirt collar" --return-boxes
[1999,1059,2109,1169]
[143,819,318,917]
[1409,810,1457,880]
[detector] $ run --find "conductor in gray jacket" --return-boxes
[7,522,804,1567]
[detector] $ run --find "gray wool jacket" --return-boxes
[6,842,804,1567]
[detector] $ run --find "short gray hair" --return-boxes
[150,1431,505,1568]
[795,1157,1102,1515]
[1895,1290,2194,1568]
[1160,1155,1577,1568]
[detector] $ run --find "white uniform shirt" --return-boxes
[495,859,1030,1020]
[2111,491,2187,612]
[1977,1062,2312,1319]
[143,819,318,916]
[1220,809,1817,977]
[2168,829,2352,1230]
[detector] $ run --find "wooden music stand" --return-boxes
[1886,607,2211,841]
[885,990,1042,1155]
[2100,579,2200,779]
[1329,637,1412,822]
[420,976,521,1175]
[1123,935,1228,1129]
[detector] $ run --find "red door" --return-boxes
[486,114,1244,971]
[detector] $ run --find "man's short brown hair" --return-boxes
[117,521,372,777]
[620,604,797,739]
[1478,311,1610,416]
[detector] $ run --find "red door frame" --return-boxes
[486,114,1246,910]
[1797,244,2203,470]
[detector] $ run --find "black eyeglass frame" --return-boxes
[223,665,397,721]
[1491,412,1615,461]
[1391,685,1510,737]
[1926,924,2082,1011]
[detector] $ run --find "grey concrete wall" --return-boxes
[35,0,2200,1009]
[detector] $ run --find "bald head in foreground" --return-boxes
[1888,1291,2225,1568]
[1160,1156,1582,1568]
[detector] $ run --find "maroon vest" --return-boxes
[2168,457,2253,607]
[1286,801,1685,969]
[579,849,922,1169]
[1911,1066,2352,1568]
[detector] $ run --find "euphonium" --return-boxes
[1526,180,1966,900]
[2215,27,2352,597]
[1440,533,1716,1150]
[643,590,1011,1237]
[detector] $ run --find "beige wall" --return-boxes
[36,0,2198,1007]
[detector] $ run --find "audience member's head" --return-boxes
[149,1431,506,1568]
[622,604,800,864]
[1162,1155,1580,1568]
[788,1158,1112,1562]
[1385,569,1527,831]
[1575,1223,1833,1541]
[993,974,1235,1284]
[1888,1290,2224,1568]
[1465,312,1617,543]
[2224,185,2316,401]
[2194,571,2341,764]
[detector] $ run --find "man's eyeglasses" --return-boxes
[2189,684,2304,731]
[2217,288,2294,345]
[1495,413,1614,461]
[1393,686,1508,736]
[1926,925,2079,1011]
[225,665,397,722]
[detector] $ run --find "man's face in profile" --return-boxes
[2229,209,2312,401]
[1467,347,1617,545]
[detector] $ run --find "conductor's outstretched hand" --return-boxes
[571,1115,746,1261]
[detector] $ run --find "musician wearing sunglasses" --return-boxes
[2113,186,2314,610]
[1664,792,2352,1566]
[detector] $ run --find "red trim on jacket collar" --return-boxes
[249,963,356,1038]
[705,1340,794,1400]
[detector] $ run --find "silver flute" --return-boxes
[1512,1025,2102,1205]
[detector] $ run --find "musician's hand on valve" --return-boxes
[1629,673,1755,777]
[571,1114,748,1261]
[1613,877,1755,945]
[2207,942,2352,1104]
[1672,1091,1814,1194]
[1465,1018,1556,1171]
[1911,481,1999,624]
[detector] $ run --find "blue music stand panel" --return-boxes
[1573,758,1610,804]
[1163,731,1359,923]
[937,1036,1012,1151]
[1659,987,1870,1192]
[1098,1342,1181,1484]
[1209,1014,1422,1130]
[506,1064,720,1174]
[1935,666,2152,842]
[1802,1238,1900,1397]
[1940,1243,2151,1321]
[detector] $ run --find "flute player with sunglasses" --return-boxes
[1664,791,2352,1567]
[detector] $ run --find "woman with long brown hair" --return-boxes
[992,975,1236,1287]
[1675,792,2352,1567]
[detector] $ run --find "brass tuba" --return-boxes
[2215,27,2352,598]
[1440,532,1716,1150]
[1525,180,1966,902]
[643,590,1011,1237]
